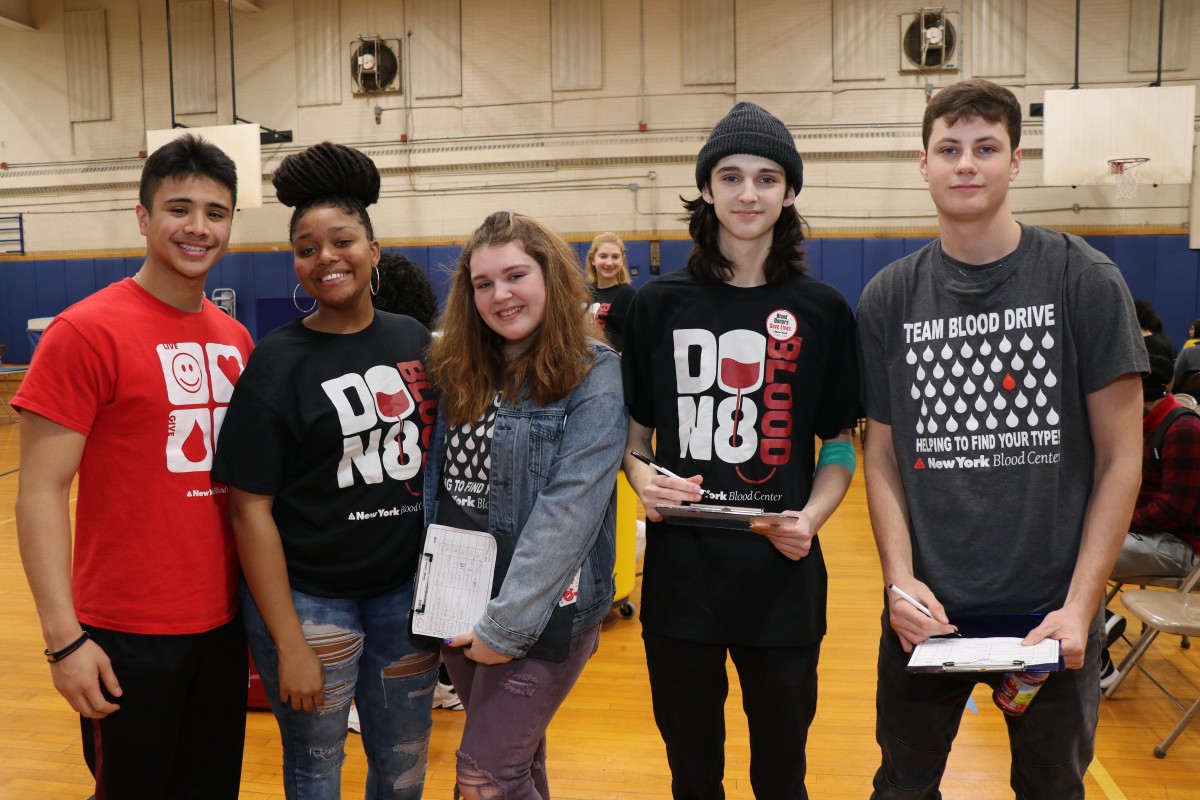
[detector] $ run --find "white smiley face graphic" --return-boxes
[171,353,204,394]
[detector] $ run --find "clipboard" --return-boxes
[655,503,792,531]
[905,614,1065,673]
[411,524,496,639]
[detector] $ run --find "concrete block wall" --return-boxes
[0,0,1198,255]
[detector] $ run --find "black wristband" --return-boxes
[45,631,91,663]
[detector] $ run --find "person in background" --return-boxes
[213,142,439,799]
[1101,353,1200,684]
[622,101,860,799]
[1174,319,1200,396]
[585,231,637,351]
[1175,343,1200,396]
[1181,318,1200,350]
[14,134,253,798]
[427,210,626,799]
[373,251,440,331]
[1135,299,1176,360]
[857,78,1145,799]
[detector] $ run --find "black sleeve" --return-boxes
[605,285,637,346]
[212,371,292,496]
[621,285,656,428]
[814,295,861,439]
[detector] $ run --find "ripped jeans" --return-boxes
[442,623,601,800]
[242,580,439,800]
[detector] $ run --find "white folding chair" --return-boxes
[0,344,29,422]
[1106,573,1190,606]
[210,288,236,318]
[27,317,52,355]
[1105,564,1200,757]
[1105,559,1200,699]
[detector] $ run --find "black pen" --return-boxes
[629,450,716,501]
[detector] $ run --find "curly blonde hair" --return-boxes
[430,211,598,426]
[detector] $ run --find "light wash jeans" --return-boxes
[242,581,439,800]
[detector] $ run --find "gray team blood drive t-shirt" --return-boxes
[857,224,1147,615]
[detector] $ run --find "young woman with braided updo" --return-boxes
[212,142,439,799]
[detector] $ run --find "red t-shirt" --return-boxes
[14,278,254,634]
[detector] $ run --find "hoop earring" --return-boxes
[293,284,317,314]
[370,266,380,296]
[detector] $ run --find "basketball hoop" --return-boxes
[1108,157,1150,201]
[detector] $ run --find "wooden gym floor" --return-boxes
[0,406,1198,799]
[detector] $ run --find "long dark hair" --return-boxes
[681,195,809,283]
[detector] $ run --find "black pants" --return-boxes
[871,613,1100,800]
[82,615,248,800]
[642,629,821,800]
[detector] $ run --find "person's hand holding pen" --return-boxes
[886,580,958,652]
[628,450,707,521]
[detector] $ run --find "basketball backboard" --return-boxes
[1042,86,1195,187]
[145,124,263,209]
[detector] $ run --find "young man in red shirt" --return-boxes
[15,134,254,798]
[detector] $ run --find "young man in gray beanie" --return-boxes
[622,102,860,798]
[857,78,1145,798]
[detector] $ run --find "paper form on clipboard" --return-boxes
[907,637,1062,673]
[411,524,496,639]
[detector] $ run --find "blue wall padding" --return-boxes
[819,239,865,310]
[660,240,692,276]
[624,240,652,289]
[1153,237,1200,345]
[2,234,1199,364]
[1108,236,1158,301]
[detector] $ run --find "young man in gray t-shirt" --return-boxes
[857,79,1147,799]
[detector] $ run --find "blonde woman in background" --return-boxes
[585,232,637,351]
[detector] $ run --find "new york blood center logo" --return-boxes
[322,360,436,488]
[674,318,801,484]
[159,342,244,473]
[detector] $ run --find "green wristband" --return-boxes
[816,440,856,476]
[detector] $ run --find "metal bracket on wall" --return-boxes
[0,213,24,255]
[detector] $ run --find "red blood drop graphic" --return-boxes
[1002,373,1016,391]
[182,421,207,463]
[720,357,760,389]
[376,390,412,418]
[720,357,761,442]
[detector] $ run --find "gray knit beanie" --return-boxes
[695,102,803,193]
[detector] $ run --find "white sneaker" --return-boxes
[433,681,464,710]
[1104,611,1127,647]
[347,703,361,733]
[1099,650,1120,691]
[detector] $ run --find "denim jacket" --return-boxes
[424,342,627,658]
